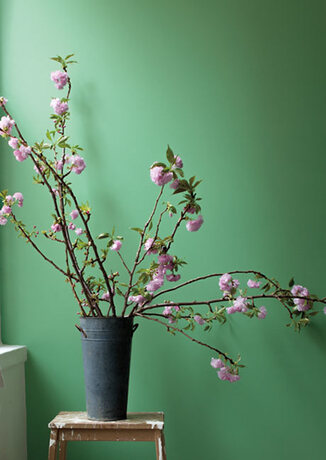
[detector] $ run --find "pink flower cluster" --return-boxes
[194,314,205,325]
[68,155,86,174]
[144,238,157,255]
[128,295,146,306]
[163,304,180,323]
[0,116,15,137]
[70,209,79,220]
[186,214,203,232]
[150,166,173,186]
[219,273,239,296]
[51,70,68,90]
[146,253,180,293]
[8,137,19,149]
[51,223,62,233]
[173,155,183,168]
[0,192,24,225]
[227,296,248,314]
[0,97,8,106]
[291,284,311,311]
[101,291,111,301]
[13,145,31,162]
[34,163,46,175]
[257,306,267,319]
[170,179,179,190]
[247,279,260,289]
[50,98,69,115]
[210,358,240,382]
[111,240,122,251]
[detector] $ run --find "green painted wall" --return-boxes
[1,1,326,459]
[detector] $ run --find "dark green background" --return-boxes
[1,1,325,459]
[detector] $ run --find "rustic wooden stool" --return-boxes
[48,411,167,459]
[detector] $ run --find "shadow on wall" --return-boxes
[74,84,121,220]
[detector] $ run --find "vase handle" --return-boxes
[132,323,139,334]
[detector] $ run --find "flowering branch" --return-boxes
[1,55,325,383]
[136,313,236,365]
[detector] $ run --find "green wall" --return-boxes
[1,1,326,459]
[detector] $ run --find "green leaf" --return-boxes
[130,227,143,235]
[288,277,295,288]
[166,145,175,163]
[97,233,109,239]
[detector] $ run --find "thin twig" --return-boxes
[136,313,235,365]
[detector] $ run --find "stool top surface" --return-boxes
[49,411,164,430]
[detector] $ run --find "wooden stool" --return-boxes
[48,411,167,460]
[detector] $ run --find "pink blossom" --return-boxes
[1,205,11,215]
[155,264,167,277]
[70,209,79,220]
[51,223,62,232]
[170,179,179,190]
[247,279,261,289]
[34,163,45,175]
[323,307,326,315]
[219,273,240,296]
[174,155,183,168]
[146,276,164,293]
[69,155,86,174]
[8,137,19,149]
[51,70,68,90]
[52,188,59,197]
[101,291,111,301]
[166,273,181,282]
[50,98,69,115]
[144,238,158,254]
[163,306,173,316]
[0,213,7,225]
[111,240,122,251]
[194,315,205,325]
[5,195,15,205]
[257,306,267,319]
[55,160,64,171]
[184,206,196,214]
[291,284,311,311]
[150,166,173,186]
[227,296,248,314]
[0,116,15,136]
[128,295,146,306]
[13,192,24,207]
[68,222,76,230]
[217,366,240,383]
[0,97,8,106]
[186,215,204,232]
[158,254,173,265]
[211,358,224,369]
[75,228,83,236]
[13,145,31,162]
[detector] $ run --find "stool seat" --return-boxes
[48,411,167,459]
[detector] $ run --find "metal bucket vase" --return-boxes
[80,316,138,421]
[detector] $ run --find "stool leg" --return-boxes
[155,430,167,460]
[58,440,67,460]
[48,429,58,460]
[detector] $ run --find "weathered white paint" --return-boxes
[55,422,66,429]
[49,438,56,447]
[158,436,163,460]
[147,420,164,430]
[0,345,27,460]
